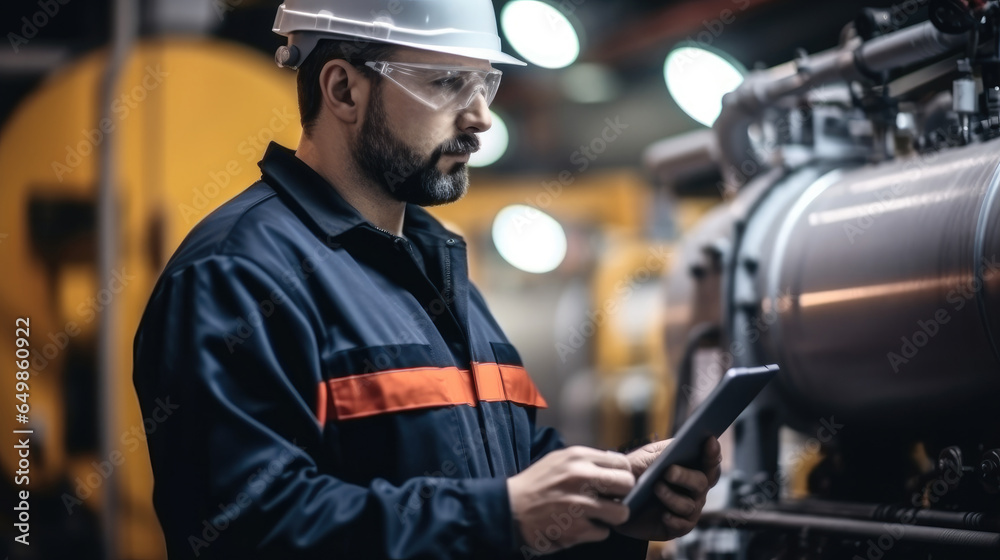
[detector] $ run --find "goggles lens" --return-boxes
[365,61,502,111]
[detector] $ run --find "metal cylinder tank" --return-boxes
[667,138,1000,429]
[758,139,1000,426]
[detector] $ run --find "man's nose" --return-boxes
[457,90,492,134]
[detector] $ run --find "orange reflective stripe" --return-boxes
[328,366,474,421]
[471,362,506,401]
[317,378,328,426]
[471,363,548,408]
[317,362,547,422]
[498,364,548,408]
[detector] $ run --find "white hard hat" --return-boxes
[272,0,526,69]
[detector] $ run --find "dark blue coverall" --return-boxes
[133,142,649,559]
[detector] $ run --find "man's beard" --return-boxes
[353,86,480,206]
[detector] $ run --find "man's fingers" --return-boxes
[589,449,634,472]
[702,437,722,471]
[577,496,631,526]
[562,446,633,471]
[662,509,698,536]
[654,482,703,520]
[702,436,723,488]
[664,465,709,497]
[642,439,671,456]
[578,519,613,542]
[706,460,722,489]
[579,464,635,498]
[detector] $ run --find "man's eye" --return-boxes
[433,76,464,89]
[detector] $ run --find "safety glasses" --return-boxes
[364,61,502,112]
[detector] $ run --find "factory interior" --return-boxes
[1,0,1000,558]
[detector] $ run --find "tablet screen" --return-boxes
[622,364,779,512]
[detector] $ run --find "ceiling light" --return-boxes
[501,0,580,69]
[664,45,745,127]
[492,205,567,273]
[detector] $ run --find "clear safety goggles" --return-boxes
[364,61,502,111]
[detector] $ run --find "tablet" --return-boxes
[622,364,779,512]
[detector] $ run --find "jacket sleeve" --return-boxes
[132,255,517,560]
[528,411,566,465]
[526,412,649,559]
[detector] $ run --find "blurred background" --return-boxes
[0,0,910,558]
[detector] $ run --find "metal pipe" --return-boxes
[642,129,717,188]
[700,510,1000,548]
[774,499,1000,532]
[856,22,969,74]
[98,0,138,557]
[715,21,970,187]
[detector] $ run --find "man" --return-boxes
[132,1,721,558]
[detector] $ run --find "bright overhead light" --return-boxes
[664,45,745,127]
[492,205,567,273]
[469,110,508,167]
[501,0,580,69]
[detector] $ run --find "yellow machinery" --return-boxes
[0,38,300,558]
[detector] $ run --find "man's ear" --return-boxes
[318,59,369,124]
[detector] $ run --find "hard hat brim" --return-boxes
[276,31,526,69]
[272,3,526,68]
[384,39,526,66]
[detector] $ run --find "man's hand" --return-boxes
[613,437,722,541]
[507,446,635,555]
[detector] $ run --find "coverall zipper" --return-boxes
[371,225,499,477]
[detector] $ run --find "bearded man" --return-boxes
[132,1,720,558]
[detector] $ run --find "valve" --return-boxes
[980,449,1000,492]
[929,0,984,33]
[953,59,977,144]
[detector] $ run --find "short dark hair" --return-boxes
[296,38,397,134]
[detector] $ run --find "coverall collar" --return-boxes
[259,142,466,246]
